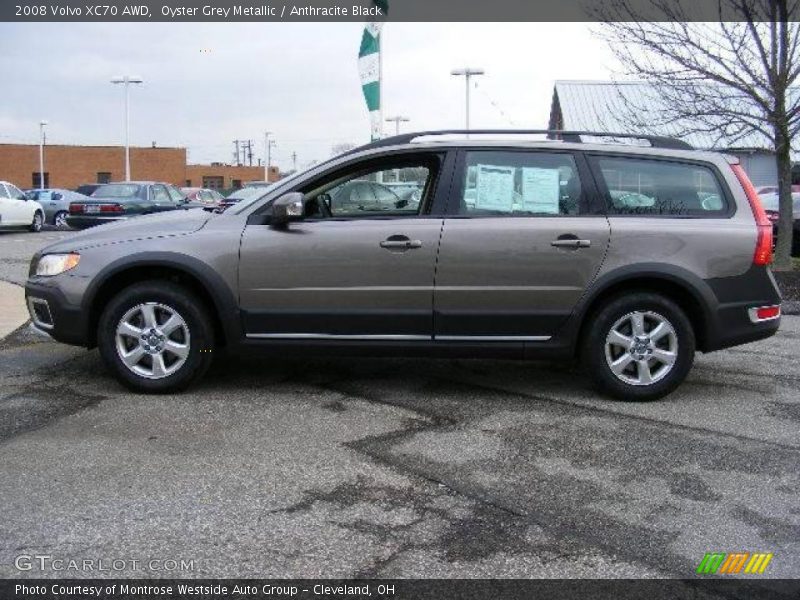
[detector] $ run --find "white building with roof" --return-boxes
[547,80,780,187]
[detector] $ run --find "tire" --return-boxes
[97,281,215,393]
[30,210,43,233]
[53,210,69,229]
[582,292,695,401]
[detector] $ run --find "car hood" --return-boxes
[52,209,214,252]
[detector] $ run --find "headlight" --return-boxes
[35,253,80,277]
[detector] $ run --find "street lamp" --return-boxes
[38,120,48,190]
[385,115,410,136]
[450,67,485,131]
[111,75,143,181]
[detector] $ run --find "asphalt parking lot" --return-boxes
[0,229,799,586]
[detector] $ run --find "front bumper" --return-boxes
[66,215,128,229]
[24,281,91,347]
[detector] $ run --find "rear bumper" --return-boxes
[24,281,90,347]
[66,215,128,229]
[704,267,782,352]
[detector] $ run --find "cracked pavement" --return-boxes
[0,230,798,589]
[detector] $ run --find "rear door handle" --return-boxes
[551,239,591,248]
[380,239,423,250]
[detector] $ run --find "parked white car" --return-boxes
[0,181,44,232]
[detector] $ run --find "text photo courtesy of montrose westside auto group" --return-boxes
[1,1,800,599]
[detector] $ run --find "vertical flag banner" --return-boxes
[358,2,387,141]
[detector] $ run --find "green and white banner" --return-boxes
[358,3,386,141]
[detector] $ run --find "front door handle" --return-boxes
[380,235,422,251]
[551,238,591,248]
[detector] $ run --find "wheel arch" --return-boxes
[84,252,241,348]
[568,264,717,354]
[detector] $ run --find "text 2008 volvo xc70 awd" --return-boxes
[25,130,782,401]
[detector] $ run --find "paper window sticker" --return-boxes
[475,164,515,212]
[521,167,560,214]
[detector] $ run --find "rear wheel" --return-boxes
[583,292,695,401]
[53,210,68,229]
[30,210,43,232]
[97,281,215,393]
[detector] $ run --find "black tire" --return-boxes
[582,292,695,402]
[97,281,215,393]
[53,210,69,229]
[30,210,44,233]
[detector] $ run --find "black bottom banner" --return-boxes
[2,579,800,600]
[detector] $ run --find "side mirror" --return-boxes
[271,192,304,227]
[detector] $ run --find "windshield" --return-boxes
[92,184,141,198]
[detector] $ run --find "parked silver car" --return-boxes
[25,130,781,400]
[25,188,91,228]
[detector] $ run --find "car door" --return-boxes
[149,185,174,212]
[238,152,451,339]
[433,149,610,341]
[3,184,31,224]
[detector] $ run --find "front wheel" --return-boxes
[30,210,43,232]
[97,281,215,393]
[583,292,695,401]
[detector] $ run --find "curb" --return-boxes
[0,280,29,340]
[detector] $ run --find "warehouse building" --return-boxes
[0,143,280,191]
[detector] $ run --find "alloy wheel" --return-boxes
[604,310,678,386]
[115,302,191,380]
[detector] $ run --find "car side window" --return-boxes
[0,185,9,199]
[7,184,25,200]
[593,157,728,216]
[152,185,170,202]
[166,185,185,203]
[457,151,584,216]
[303,161,432,219]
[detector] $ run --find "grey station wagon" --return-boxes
[25,130,782,400]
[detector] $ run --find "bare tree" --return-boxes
[595,0,800,269]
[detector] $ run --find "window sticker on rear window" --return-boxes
[475,164,515,212]
[521,167,560,214]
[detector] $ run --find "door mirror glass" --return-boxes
[271,192,305,226]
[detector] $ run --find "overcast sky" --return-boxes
[0,22,620,171]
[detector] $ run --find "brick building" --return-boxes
[0,143,281,191]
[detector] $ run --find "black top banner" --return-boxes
[3,0,800,22]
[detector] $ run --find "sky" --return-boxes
[0,22,620,171]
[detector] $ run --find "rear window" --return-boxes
[93,184,141,198]
[594,157,728,216]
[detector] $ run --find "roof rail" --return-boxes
[348,129,693,153]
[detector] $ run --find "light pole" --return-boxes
[111,75,143,181]
[264,132,276,181]
[450,68,485,131]
[385,116,410,136]
[38,120,48,189]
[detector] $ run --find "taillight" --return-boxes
[748,305,781,323]
[69,204,83,214]
[100,204,124,213]
[731,164,772,265]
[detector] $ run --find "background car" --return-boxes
[759,191,800,255]
[181,187,224,208]
[25,188,90,228]
[67,181,192,229]
[75,183,101,197]
[243,181,273,189]
[0,180,44,232]
[216,186,267,211]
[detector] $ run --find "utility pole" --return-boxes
[264,132,276,180]
[385,116,410,136]
[245,140,253,166]
[111,75,143,181]
[291,151,297,172]
[38,120,48,189]
[450,67,485,131]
